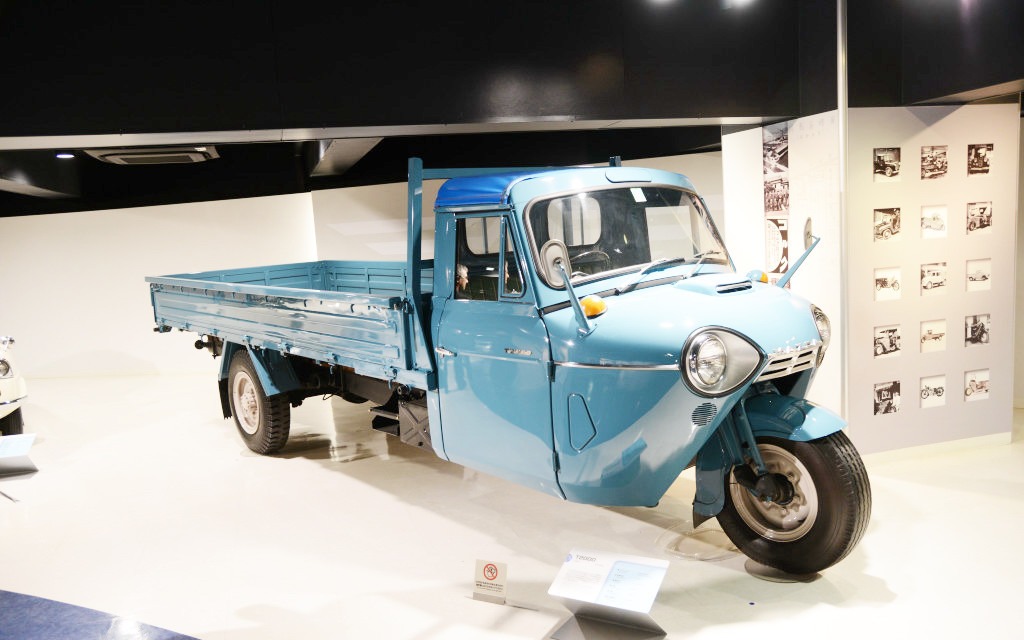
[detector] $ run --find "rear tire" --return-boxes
[228,350,290,454]
[0,408,24,436]
[717,432,871,575]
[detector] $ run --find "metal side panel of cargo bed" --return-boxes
[147,260,434,388]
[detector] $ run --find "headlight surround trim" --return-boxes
[681,327,764,398]
[811,305,831,366]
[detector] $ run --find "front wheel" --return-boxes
[227,350,290,454]
[0,407,24,436]
[717,432,871,575]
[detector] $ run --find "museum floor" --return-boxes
[1,374,1022,639]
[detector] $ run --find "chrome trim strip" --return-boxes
[0,395,27,406]
[554,361,678,371]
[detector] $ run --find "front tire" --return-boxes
[228,350,290,454]
[717,432,871,575]
[0,407,24,436]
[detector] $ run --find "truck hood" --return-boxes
[544,273,823,367]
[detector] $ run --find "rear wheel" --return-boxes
[717,432,871,575]
[0,408,24,436]
[228,350,290,454]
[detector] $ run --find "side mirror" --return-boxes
[539,239,571,288]
[804,217,814,251]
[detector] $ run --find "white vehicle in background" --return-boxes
[0,336,27,436]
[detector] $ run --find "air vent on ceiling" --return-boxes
[84,146,220,165]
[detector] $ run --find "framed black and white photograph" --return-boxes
[874,266,901,301]
[920,319,946,353]
[873,147,901,182]
[920,374,946,409]
[967,143,992,176]
[964,313,990,347]
[964,369,990,402]
[873,207,901,242]
[874,324,901,358]
[920,262,947,295]
[966,201,992,234]
[873,380,901,415]
[920,145,948,179]
[920,204,947,239]
[966,258,992,292]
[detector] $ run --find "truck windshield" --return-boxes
[526,185,728,286]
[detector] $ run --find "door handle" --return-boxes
[435,347,456,358]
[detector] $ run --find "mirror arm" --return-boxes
[776,235,820,288]
[556,260,594,336]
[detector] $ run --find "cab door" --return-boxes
[433,214,560,498]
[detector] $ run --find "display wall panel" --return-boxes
[847,104,1019,453]
[724,104,1019,454]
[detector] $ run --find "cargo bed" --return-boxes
[147,260,435,388]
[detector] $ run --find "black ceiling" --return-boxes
[0,0,1020,217]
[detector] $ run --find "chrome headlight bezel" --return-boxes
[0,359,10,378]
[810,305,831,366]
[681,327,764,398]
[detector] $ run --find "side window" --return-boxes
[456,216,525,301]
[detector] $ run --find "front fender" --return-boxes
[692,394,845,521]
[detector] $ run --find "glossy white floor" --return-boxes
[2,374,1022,640]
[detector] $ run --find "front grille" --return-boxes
[756,343,820,382]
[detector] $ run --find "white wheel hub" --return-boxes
[232,370,261,435]
[730,444,818,542]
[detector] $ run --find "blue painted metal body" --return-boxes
[148,159,845,513]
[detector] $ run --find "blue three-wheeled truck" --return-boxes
[148,158,870,575]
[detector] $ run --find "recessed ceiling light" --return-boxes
[56,152,75,159]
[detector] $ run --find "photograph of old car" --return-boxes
[966,258,992,292]
[967,143,992,175]
[920,145,948,179]
[873,381,901,415]
[966,201,992,233]
[874,326,901,357]
[873,147,901,181]
[965,314,990,346]
[874,267,901,301]
[920,204,947,239]
[920,262,947,294]
[873,207,901,241]
[920,375,946,409]
[920,319,947,353]
[964,370,990,401]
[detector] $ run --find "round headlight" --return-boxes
[682,328,763,397]
[0,359,9,377]
[692,334,726,385]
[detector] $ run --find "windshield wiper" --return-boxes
[615,256,691,295]
[684,249,724,280]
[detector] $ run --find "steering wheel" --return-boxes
[570,249,612,278]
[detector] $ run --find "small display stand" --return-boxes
[547,549,668,640]
[0,434,36,478]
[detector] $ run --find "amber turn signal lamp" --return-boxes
[580,295,608,318]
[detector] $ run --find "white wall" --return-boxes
[0,194,317,378]
[1016,116,1024,407]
